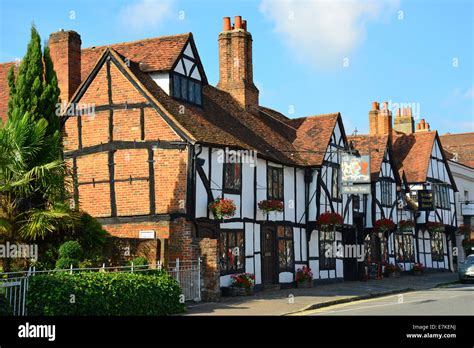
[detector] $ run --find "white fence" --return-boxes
[0,258,201,316]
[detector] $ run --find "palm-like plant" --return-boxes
[0,110,76,272]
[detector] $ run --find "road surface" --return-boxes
[303,283,474,315]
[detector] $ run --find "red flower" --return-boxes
[209,197,236,220]
[399,220,415,229]
[316,212,343,230]
[426,221,444,232]
[374,218,396,232]
[296,266,313,283]
[258,199,284,213]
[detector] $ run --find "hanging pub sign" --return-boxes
[341,184,371,194]
[418,190,434,211]
[341,154,370,184]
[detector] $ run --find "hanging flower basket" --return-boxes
[426,221,445,233]
[258,199,284,214]
[295,266,313,288]
[316,212,343,231]
[398,219,415,232]
[208,197,236,220]
[374,218,396,233]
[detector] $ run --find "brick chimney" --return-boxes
[48,30,82,103]
[217,16,259,111]
[393,107,415,134]
[369,101,392,136]
[415,119,431,132]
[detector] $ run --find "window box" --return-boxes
[258,199,284,214]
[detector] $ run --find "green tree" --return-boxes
[0,26,74,272]
[7,25,61,142]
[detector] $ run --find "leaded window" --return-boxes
[332,167,341,200]
[267,166,283,200]
[381,180,392,206]
[394,233,415,262]
[320,230,336,270]
[435,185,450,209]
[278,226,294,272]
[172,73,202,106]
[431,231,444,261]
[223,162,241,194]
[219,230,244,274]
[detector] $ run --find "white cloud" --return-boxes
[260,0,399,70]
[118,0,174,33]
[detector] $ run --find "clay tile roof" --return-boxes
[81,33,190,77]
[439,132,474,168]
[392,131,437,183]
[347,134,389,181]
[0,33,191,123]
[123,55,307,166]
[286,114,340,166]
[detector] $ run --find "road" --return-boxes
[303,283,474,315]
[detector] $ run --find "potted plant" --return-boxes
[374,218,396,233]
[426,221,445,233]
[295,266,313,288]
[208,197,236,220]
[258,199,284,214]
[399,219,415,232]
[412,263,424,275]
[231,273,255,295]
[316,212,343,232]
[384,263,402,278]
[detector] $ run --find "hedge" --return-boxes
[26,271,185,315]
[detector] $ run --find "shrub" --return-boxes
[0,295,12,316]
[26,271,185,315]
[58,241,83,260]
[55,257,79,270]
[128,256,149,268]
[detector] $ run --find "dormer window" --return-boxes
[170,41,205,106]
[172,73,202,105]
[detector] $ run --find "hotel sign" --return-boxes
[341,184,371,194]
[418,190,434,211]
[341,155,370,184]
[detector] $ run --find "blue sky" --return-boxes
[1,0,472,134]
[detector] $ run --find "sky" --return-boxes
[0,0,472,135]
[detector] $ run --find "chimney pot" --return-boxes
[223,17,231,31]
[242,20,247,31]
[372,101,379,110]
[396,108,401,117]
[234,16,242,29]
[382,101,388,110]
[416,123,421,130]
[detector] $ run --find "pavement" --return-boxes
[185,272,459,316]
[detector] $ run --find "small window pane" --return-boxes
[173,74,181,98]
[180,76,188,100]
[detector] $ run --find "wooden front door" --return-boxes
[261,226,277,285]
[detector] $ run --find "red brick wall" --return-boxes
[63,54,193,263]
